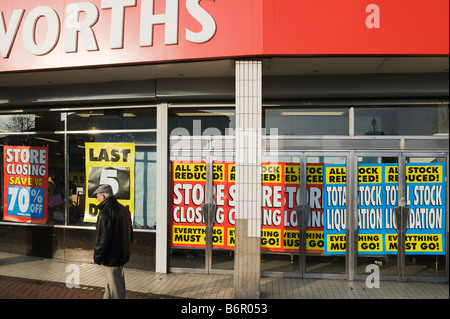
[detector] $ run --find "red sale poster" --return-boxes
[3,145,48,224]
[170,161,234,249]
[169,161,325,253]
[261,163,324,253]
[3,146,49,224]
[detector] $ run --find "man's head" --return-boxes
[93,184,113,203]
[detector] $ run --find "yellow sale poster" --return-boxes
[84,143,135,223]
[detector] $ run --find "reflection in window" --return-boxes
[1,108,157,228]
[68,133,156,229]
[0,112,64,132]
[263,107,349,135]
[169,108,235,136]
[67,108,156,131]
[0,134,65,224]
[354,105,449,136]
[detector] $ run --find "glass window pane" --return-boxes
[169,108,235,136]
[263,107,349,135]
[259,156,347,275]
[0,134,65,225]
[309,156,347,274]
[68,133,156,229]
[260,157,300,273]
[67,108,156,131]
[168,124,236,271]
[354,105,449,136]
[0,112,64,132]
[356,156,399,277]
[404,157,447,277]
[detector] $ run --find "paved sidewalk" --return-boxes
[0,252,448,300]
[0,275,168,299]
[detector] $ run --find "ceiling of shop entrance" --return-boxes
[0,57,448,87]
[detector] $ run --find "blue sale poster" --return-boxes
[323,163,446,255]
[386,163,446,255]
[322,164,347,255]
[356,164,385,255]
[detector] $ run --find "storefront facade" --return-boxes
[1,0,448,298]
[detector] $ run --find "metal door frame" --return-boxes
[168,138,235,274]
[274,151,351,279]
[169,145,448,281]
[403,151,449,283]
[353,151,449,283]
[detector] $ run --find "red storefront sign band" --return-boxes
[1,0,448,73]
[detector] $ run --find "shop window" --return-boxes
[1,112,65,225]
[67,108,156,131]
[0,134,65,225]
[354,105,449,136]
[66,107,157,229]
[68,132,156,229]
[263,107,349,136]
[169,107,235,137]
[0,112,64,132]
[1,108,157,229]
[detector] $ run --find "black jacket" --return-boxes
[94,196,133,267]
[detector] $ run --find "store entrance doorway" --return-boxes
[168,145,448,281]
[168,141,235,274]
[262,151,448,281]
[260,152,349,278]
[355,152,448,281]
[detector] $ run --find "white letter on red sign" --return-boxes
[186,0,216,44]
[22,6,60,55]
[101,0,137,49]
[65,2,100,52]
[0,9,25,58]
[140,0,179,46]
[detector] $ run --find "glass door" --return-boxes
[169,149,210,271]
[168,106,236,273]
[260,152,349,278]
[356,154,400,277]
[356,153,448,280]
[404,155,447,278]
[260,154,301,274]
[168,144,235,273]
[308,154,348,276]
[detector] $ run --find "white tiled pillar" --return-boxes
[156,103,168,273]
[234,60,262,299]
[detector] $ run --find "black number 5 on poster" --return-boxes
[84,143,135,223]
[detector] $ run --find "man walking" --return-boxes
[93,184,133,299]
